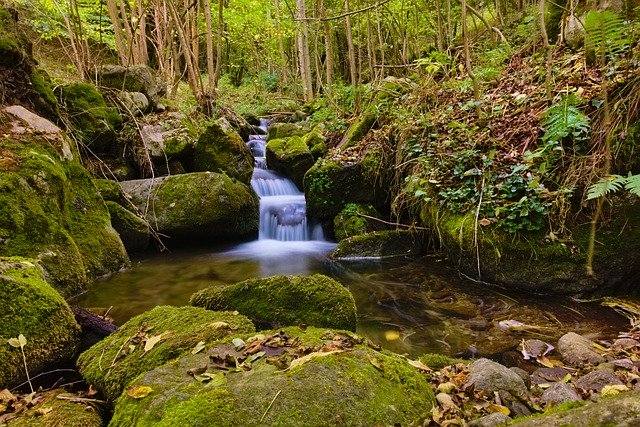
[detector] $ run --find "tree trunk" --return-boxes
[275,0,289,87]
[297,0,314,101]
[204,0,216,94]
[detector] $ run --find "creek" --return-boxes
[79,121,628,359]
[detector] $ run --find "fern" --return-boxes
[584,11,630,60]
[624,174,640,197]
[587,174,640,200]
[541,95,590,144]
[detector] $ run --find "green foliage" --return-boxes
[585,11,630,61]
[586,173,640,200]
[541,94,590,146]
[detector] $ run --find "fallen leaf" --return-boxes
[0,389,16,403]
[488,404,510,415]
[536,356,559,368]
[35,407,53,416]
[232,338,245,351]
[601,384,629,397]
[245,351,266,364]
[210,321,230,330]
[192,341,206,355]
[368,356,384,370]
[193,372,227,386]
[126,385,153,399]
[143,334,163,354]
[407,359,433,372]
[478,218,491,226]
[284,350,343,371]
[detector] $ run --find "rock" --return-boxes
[97,64,166,109]
[302,128,327,159]
[139,122,194,160]
[574,369,623,392]
[93,178,127,204]
[77,306,255,403]
[4,105,63,137]
[117,91,149,116]
[542,382,582,405]
[563,13,585,49]
[468,412,512,427]
[191,118,254,185]
[243,113,260,126]
[6,388,103,427]
[466,358,528,400]
[109,327,435,426]
[265,136,314,189]
[266,122,305,141]
[55,82,122,150]
[118,172,259,243]
[612,338,640,350]
[332,230,425,259]
[0,258,80,388]
[512,390,640,426]
[510,367,531,389]
[0,109,129,295]
[339,105,377,149]
[106,201,150,253]
[333,203,382,241]
[191,274,357,331]
[557,332,606,366]
[532,367,573,385]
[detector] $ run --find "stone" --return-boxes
[265,136,314,189]
[468,412,512,427]
[109,327,434,426]
[106,201,150,253]
[118,172,259,243]
[77,306,255,403]
[266,122,305,141]
[332,230,425,259]
[542,382,582,405]
[557,332,606,366]
[97,64,165,109]
[574,369,623,392]
[333,203,382,241]
[466,358,528,400]
[117,91,149,116]
[190,274,357,331]
[0,258,80,388]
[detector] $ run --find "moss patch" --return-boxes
[7,389,103,427]
[266,122,305,141]
[0,257,80,388]
[191,274,357,331]
[106,201,150,253]
[333,203,382,241]
[332,230,426,259]
[77,306,255,403]
[265,136,314,188]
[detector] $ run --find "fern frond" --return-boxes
[542,97,590,143]
[585,11,630,59]
[624,174,640,197]
[586,175,626,200]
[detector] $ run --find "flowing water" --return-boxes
[79,120,629,359]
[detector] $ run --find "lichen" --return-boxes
[190,274,357,331]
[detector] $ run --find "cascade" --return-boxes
[247,119,324,242]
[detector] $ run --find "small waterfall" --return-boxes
[247,119,324,242]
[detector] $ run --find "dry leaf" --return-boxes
[478,218,492,226]
[407,359,433,372]
[284,350,343,371]
[368,356,384,370]
[192,341,206,355]
[0,389,16,403]
[601,384,629,397]
[143,334,163,354]
[488,404,510,415]
[35,407,53,416]
[210,322,230,330]
[126,386,153,399]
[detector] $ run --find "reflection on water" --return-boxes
[80,245,629,359]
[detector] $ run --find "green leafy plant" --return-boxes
[8,334,33,393]
[584,11,630,61]
[541,94,590,146]
[586,173,640,200]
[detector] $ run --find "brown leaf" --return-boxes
[143,334,164,355]
[35,407,53,416]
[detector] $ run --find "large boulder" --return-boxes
[265,136,314,189]
[0,258,81,388]
[190,118,254,185]
[97,64,166,109]
[332,230,426,259]
[190,274,357,331]
[109,327,435,426]
[0,106,129,296]
[77,306,255,403]
[333,203,383,241]
[266,122,305,141]
[106,201,150,253]
[118,172,259,243]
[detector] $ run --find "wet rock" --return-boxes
[612,338,640,350]
[542,382,582,405]
[265,136,314,189]
[97,64,165,109]
[77,306,255,403]
[468,412,512,427]
[0,258,80,388]
[574,369,623,393]
[520,339,554,360]
[109,327,434,426]
[106,201,150,253]
[332,230,425,259]
[118,172,259,243]
[466,358,528,400]
[191,274,357,331]
[532,367,573,385]
[557,332,606,366]
[266,122,305,141]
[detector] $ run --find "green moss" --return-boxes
[266,122,305,141]
[77,306,255,403]
[93,178,125,203]
[333,230,425,259]
[301,128,327,159]
[0,257,80,387]
[106,201,150,252]
[8,389,103,427]
[341,106,377,149]
[265,136,314,188]
[109,326,434,426]
[191,274,357,331]
[333,203,380,241]
[418,353,469,370]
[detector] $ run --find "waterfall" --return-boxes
[247,119,324,242]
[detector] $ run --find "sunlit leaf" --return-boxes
[407,359,432,372]
[232,338,245,351]
[7,338,21,348]
[35,407,53,416]
[18,334,26,347]
[488,404,510,415]
[245,351,266,364]
[210,322,230,330]
[126,385,153,399]
[601,384,629,397]
[384,330,400,341]
[284,350,343,371]
[143,334,164,354]
[194,372,227,387]
[192,341,206,355]
[368,356,384,370]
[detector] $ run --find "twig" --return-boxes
[260,390,281,423]
[57,395,106,404]
[473,176,485,277]
[356,213,430,231]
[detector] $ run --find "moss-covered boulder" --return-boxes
[332,230,426,259]
[339,106,378,149]
[109,327,435,426]
[56,82,122,150]
[333,203,383,241]
[302,127,327,159]
[0,258,81,388]
[266,122,305,141]
[265,136,314,189]
[97,64,166,109]
[6,388,103,427]
[93,178,127,204]
[190,118,253,185]
[106,201,150,253]
[77,306,255,403]
[118,172,259,243]
[0,107,129,295]
[191,274,357,331]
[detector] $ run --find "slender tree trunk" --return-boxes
[106,0,129,64]
[344,0,357,87]
[203,0,216,93]
[297,0,313,101]
[462,0,481,116]
[319,0,333,91]
[168,0,201,101]
[274,0,289,87]
[213,0,224,86]
[540,0,553,100]
[375,6,385,78]
[434,0,444,51]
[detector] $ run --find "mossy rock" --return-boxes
[118,172,259,243]
[7,388,103,427]
[77,306,255,403]
[109,326,435,426]
[265,136,314,189]
[191,274,357,331]
[93,178,126,204]
[0,118,129,296]
[333,203,382,241]
[340,106,377,150]
[418,353,469,370]
[422,203,640,294]
[0,258,81,388]
[191,118,254,185]
[57,82,122,150]
[266,122,305,141]
[106,201,150,253]
[332,230,426,259]
[301,128,327,160]
[97,64,165,108]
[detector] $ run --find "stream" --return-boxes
[79,120,629,359]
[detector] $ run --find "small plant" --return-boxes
[8,334,33,393]
[541,94,590,148]
[586,173,640,200]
